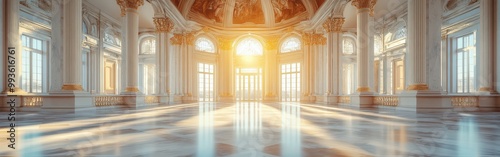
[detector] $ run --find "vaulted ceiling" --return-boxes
[171,0,325,28]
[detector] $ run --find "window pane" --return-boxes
[281,37,301,53]
[236,37,263,56]
[195,37,215,53]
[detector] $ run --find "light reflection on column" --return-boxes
[234,102,263,154]
[281,103,301,157]
[197,103,215,157]
[458,116,479,157]
[382,125,407,156]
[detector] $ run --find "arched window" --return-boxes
[280,37,301,53]
[393,27,406,40]
[374,36,382,55]
[343,39,355,54]
[236,37,263,56]
[140,37,156,54]
[195,37,215,53]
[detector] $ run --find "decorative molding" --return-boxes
[145,96,160,104]
[153,17,174,32]
[407,84,429,90]
[356,87,370,92]
[185,33,195,45]
[170,34,184,45]
[451,96,478,107]
[62,84,84,91]
[323,17,345,33]
[312,34,326,45]
[374,96,399,106]
[22,96,43,107]
[116,0,144,16]
[339,96,351,104]
[95,96,124,106]
[351,0,377,16]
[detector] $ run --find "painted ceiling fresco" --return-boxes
[316,0,326,7]
[171,0,181,10]
[191,0,226,23]
[232,0,265,24]
[271,0,307,23]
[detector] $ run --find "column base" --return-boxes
[344,92,374,108]
[170,95,183,104]
[157,94,170,105]
[397,90,447,112]
[122,94,146,108]
[2,87,28,95]
[42,91,94,113]
[300,96,316,103]
[182,95,197,103]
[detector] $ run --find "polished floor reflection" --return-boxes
[1,103,500,156]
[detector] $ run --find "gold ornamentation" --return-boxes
[323,17,345,33]
[451,97,478,107]
[145,96,160,104]
[22,96,43,107]
[218,38,233,50]
[356,87,370,92]
[374,96,399,106]
[185,33,195,45]
[351,0,377,16]
[302,33,313,46]
[478,87,492,92]
[125,87,140,92]
[170,34,184,45]
[62,84,83,91]
[95,96,124,106]
[153,17,174,33]
[339,96,351,103]
[407,84,429,90]
[312,34,326,45]
[116,0,144,16]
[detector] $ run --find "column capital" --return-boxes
[302,33,313,46]
[185,32,195,45]
[323,17,345,33]
[351,0,377,16]
[116,0,144,16]
[153,17,174,33]
[312,34,326,45]
[217,38,233,50]
[170,34,184,45]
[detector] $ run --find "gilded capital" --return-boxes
[218,38,233,50]
[302,33,313,46]
[351,0,377,16]
[323,17,345,33]
[312,34,326,45]
[170,34,183,45]
[116,0,144,16]
[153,17,174,33]
[185,33,195,45]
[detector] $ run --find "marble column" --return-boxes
[153,17,174,95]
[352,0,376,93]
[264,37,279,102]
[117,0,144,93]
[217,38,235,102]
[478,0,494,93]
[61,0,84,91]
[406,0,429,90]
[3,0,25,94]
[323,17,345,96]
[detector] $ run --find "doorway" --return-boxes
[235,68,263,101]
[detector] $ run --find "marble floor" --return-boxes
[1,102,500,157]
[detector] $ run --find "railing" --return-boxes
[451,96,478,107]
[145,96,160,104]
[22,96,43,107]
[338,96,351,104]
[374,96,399,106]
[94,96,123,107]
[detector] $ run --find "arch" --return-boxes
[390,21,407,41]
[195,37,216,53]
[280,36,302,53]
[235,37,264,56]
[342,33,357,55]
[140,35,156,54]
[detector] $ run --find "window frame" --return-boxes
[195,37,216,53]
[20,34,48,93]
[280,37,302,53]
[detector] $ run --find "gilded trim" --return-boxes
[62,84,83,91]
[407,84,429,90]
